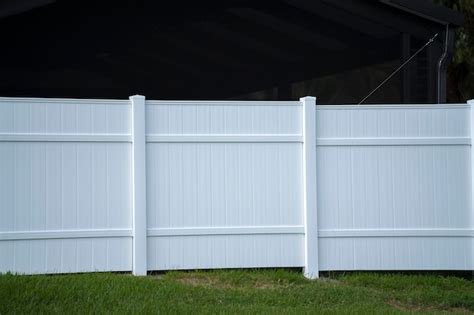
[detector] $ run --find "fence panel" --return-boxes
[0,98,132,274]
[316,104,473,271]
[145,101,305,270]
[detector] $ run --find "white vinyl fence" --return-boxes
[0,96,473,278]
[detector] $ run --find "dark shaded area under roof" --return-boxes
[0,0,463,104]
[382,0,463,25]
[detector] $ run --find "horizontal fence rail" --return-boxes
[0,134,132,142]
[0,96,473,276]
[146,134,303,143]
[317,137,471,146]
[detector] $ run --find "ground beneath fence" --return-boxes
[1,270,473,314]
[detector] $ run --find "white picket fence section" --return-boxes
[0,96,473,277]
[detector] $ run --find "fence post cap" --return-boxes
[129,95,145,100]
[299,96,316,102]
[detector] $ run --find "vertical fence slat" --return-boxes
[130,95,147,275]
[301,96,319,279]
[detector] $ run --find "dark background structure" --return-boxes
[434,0,473,102]
[0,0,465,104]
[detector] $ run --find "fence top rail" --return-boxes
[317,104,470,110]
[0,97,470,109]
[0,97,130,105]
[146,100,301,106]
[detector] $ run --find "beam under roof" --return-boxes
[195,20,300,62]
[228,7,347,51]
[0,0,54,19]
[283,0,398,39]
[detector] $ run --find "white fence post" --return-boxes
[301,96,319,279]
[130,95,147,276]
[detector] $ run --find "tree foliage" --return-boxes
[434,0,474,101]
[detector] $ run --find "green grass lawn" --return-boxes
[1,269,473,314]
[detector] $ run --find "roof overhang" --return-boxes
[0,0,55,19]
[380,0,463,26]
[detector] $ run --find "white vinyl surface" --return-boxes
[0,98,132,274]
[145,100,304,270]
[316,104,473,270]
[0,97,472,274]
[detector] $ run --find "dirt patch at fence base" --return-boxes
[175,274,299,291]
[176,275,222,288]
